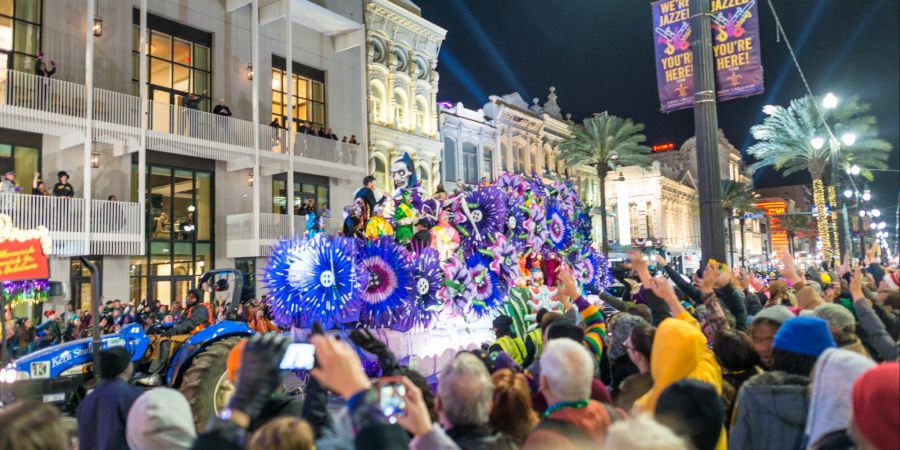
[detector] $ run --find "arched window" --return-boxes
[372,155,387,196]
[393,90,408,128]
[415,95,428,133]
[417,162,431,194]
[530,148,541,174]
[370,81,386,123]
[443,138,457,182]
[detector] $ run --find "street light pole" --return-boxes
[690,0,726,263]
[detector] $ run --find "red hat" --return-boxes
[852,362,900,450]
[43,309,56,317]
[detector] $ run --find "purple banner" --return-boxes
[651,0,764,113]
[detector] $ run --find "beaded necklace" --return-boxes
[543,399,589,417]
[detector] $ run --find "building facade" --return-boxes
[0,0,369,313]
[366,0,445,196]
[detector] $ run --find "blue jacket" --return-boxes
[77,378,143,450]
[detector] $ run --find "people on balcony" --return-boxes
[349,135,359,145]
[213,99,232,117]
[35,52,57,78]
[325,128,338,140]
[52,171,74,197]
[1,171,20,194]
[32,172,50,196]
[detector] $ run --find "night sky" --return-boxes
[414,0,899,230]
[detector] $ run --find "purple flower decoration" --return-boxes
[437,254,473,317]
[505,195,529,251]
[481,234,518,286]
[400,246,443,329]
[466,253,507,317]
[496,171,528,195]
[459,187,508,252]
[358,237,415,328]
[546,205,571,251]
[524,201,548,253]
[264,234,360,329]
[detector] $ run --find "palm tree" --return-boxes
[747,95,892,261]
[780,214,813,256]
[722,180,759,268]
[559,114,651,255]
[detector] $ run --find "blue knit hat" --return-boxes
[773,316,836,357]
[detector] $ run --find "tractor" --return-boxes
[0,267,253,429]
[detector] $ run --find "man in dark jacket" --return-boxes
[354,175,378,223]
[77,346,143,450]
[137,289,210,386]
[410,219,433,249]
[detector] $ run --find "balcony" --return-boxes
[1,194,142,256]
[226,213,344,258]
[0,70,366,179]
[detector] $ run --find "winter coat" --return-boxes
[729,371,810,450]
[634,311,726,450]
[523,400,616,450]
[804,349,876,448]
[77,378,143,450]
[445,424,517,450]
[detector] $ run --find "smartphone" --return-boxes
[279,343,316,370]
[376,377,407,420]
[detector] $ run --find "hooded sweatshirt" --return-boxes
[634,311,726,450]
[126,388,196,450]
[804,348,876,447]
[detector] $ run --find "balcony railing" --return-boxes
[225,213,345,258]
[1,70,364,175]
[1,193,142,256]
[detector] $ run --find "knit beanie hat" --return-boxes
[655,379,723,450]
[752,305,795,325]
[813,303,855,332]
[773,316,836,357]
[126,388,196,450]
[609,314,648,360]
[97,346,131,379]
[852,363,900,450]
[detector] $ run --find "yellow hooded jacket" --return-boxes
[634,311,727,450]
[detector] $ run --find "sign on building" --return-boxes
[0,214,51,281]
[651,0,764,112]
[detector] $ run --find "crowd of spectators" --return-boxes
[1,242,898,450]
[269,117,359,145]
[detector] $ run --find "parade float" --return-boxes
[263,154,610,377]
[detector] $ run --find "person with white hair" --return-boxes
[523,338,618,449]
[126,388,196,450]
[604,414,690,450]
[437,352,517,450]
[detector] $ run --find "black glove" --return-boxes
[227,333,289,420]
[349,329,399,376]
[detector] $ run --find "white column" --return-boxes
[475,134,484,182]
[83,0,95,253]
[138,0,148,255]
[617,183,631,246]
[505,130,513,172]
[284,4,295,236]
[494,131,502,176]
[455,137,462,184]
[251,0,260,249]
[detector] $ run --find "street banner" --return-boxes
[652,0,764,112]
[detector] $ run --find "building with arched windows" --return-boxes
[366,0,445,196]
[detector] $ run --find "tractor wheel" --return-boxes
[179,336,241,431]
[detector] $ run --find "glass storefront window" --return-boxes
[272,177,329,215]
[138,163,214,304]
[235,258,256,300]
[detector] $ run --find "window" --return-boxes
[415,95,428,133]
[132,162,214,305]
[373,156,387,195]
[443,138,457,182]
[132,13,212,112]
[0,0,42,73]
[272,56,326,132]
[235,258,256,300]
[462,143,477,185]
[481,147,494,181]
[272,174,329,216]
[0,143,39,190]
[513,145,525,174]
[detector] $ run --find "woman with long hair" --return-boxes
[490,368,538,445]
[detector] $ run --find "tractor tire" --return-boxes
[178,336,241,431]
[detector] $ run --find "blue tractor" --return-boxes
[0,268,253,429]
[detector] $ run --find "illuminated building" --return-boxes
[366,0,446,195]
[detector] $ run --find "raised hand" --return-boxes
[394,377,433,437]
[655,254,668,267]
[310,334,371,400]
[778,253,801,284]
